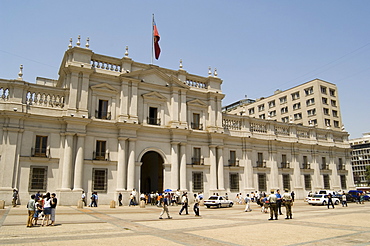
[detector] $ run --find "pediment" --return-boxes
[91,83,118,94]
[187,99,207,107]
[142,91,167,101]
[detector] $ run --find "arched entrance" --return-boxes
[140,151,164,193]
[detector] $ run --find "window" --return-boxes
[95,140,106,160]
[304,86,314,96]
[281,106,288,114]
[302,156,309,169]
[320,86,327,94]
[322,97,328,105]
[334,120,339,128]
[193,172,203,191]
[323,108,330,115]
[229,150,238,166]
[29,166,47,192]
[258,174,267,191]
[340,175,347,189]
[259,114,265,119]
[331,100,337,107]
[332,110,338,117]
[304,175,311,190]
[308,119,317,126]
[279,96,287,104]
[306,98,315,106]
[294,113,302,120]
[92,168,107,192]
[283,174,290,190]
[307,109,316,116]
[230,173,239,192]
[293,102,301,110]
[321,157,328,170]
[268,100,275,108]
[329,88,336,97]
[97,99,110,119]
[34,135,48,157]
[291,92,300,100]
[269,110,276,117]
[325,119,331,127]
[192,147,203,165]
[249,108,255,115]
[258,104,265,112]
[281,116,289,123]
[338,158,344,170]
[281,154,289,168]
[192,113,202,130]
[257,152,265,167]
[148,107,160,125]
[323,175,330,189]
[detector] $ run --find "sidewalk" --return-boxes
[1,201,369,245]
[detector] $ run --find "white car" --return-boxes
[204,196,234,208]
[307,194,340,206]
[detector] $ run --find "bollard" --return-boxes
[140,200,145,208]
[110,200,116,208]
[77,200,84,208]
[0,200,5,209]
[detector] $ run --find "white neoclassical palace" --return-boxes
[0,40,355,205]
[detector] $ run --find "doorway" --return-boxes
[140,151,164,193]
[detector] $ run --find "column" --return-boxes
[208,96,216,127]
[73,134,85,190]
[61,133,74,190]
[171,142,179,190]
[117,137,127,190]
[79,73,90,111]
[244,148,254,190]
[209,145,217,190]
[120,81,129,116]
[179,143,187,190]
[68,72,79,110]
[127,138,136,190]
[171,89,179,123]
[179,90,187,124]
[217,146,224,190]
[129,82,138,119]
[269,149,279,190]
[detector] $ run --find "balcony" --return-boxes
[321,163,329,170]
[191,157,204,165]
[147,117,161,126]
[191,122,203,130]
[337,164,346,171]
[280,162,290,169]
[255,161,266,168]
[95,110,111,120]
[301,163,311,169]
[93,151,109,161]
[31,147,50,158]
[228,159,239,167]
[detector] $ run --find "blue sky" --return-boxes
[1,1,369,138]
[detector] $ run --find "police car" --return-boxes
[204,196,233,208]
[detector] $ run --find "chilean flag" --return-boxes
[153,19,161,60]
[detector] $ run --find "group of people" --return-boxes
[159,192,201,219]
[26,192,57,227]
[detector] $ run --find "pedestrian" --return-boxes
[342,192,347,207]
[179,193,189,215]
[282,189,293,219]
[327,193,335,209]
[132,188,137,205]
[244,194,252,212]
[129,193,135,206]
[81,191,87,206]
[35,191,41,201]
[50,193,57,226]
[159,193,172,219]
[26,194,36,227]
[276,189,283,215]
[118,192,123,206]
[42,193,52,226]
[193,194,200,216]
[33,197,43,226]
[291,191,295,202]
[268,190,278,220]
[12,189,18,207]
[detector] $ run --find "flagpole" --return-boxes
[151,14,154,65]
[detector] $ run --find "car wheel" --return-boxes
[206,206,210,208]
[229,202,233,207]
[334,200,339,205]
[322,201,327,206]
[217,204,221,208]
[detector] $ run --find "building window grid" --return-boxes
[193,172,203,191]
[92,168,107,192]
[304,175,311,190]
[279,96,287,104]
[29,166,48,192]
[340,175,347,190]
[230,173,239,192]
[258,174,267,191]
[283,174,290,190]
[323,175,330,189]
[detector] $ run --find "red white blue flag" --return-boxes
[153,19,161,60]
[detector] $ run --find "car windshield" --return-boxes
[208,196,218,200]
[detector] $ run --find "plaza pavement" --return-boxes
[0,200,369,245]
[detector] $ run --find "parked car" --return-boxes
[204,196,234,208]
[307,194,340,206]
[347,190,370,202]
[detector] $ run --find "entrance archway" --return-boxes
[140,151,164,193]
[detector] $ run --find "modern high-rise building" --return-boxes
[0,40,355,205]
[350,133,370,187]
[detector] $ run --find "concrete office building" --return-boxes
[0,38,355,205]
[350,133,370,187]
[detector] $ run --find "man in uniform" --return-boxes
[268,189,278,220]
[282,188,293,219]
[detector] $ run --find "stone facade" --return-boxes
[350,133,370,187]
[0,45,355,205]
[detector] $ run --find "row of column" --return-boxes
[170,142,187,190]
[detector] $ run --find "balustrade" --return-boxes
[185,79,207,89]
[91,59,122,72]
[26,91,65,108]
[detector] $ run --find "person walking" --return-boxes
[81,191,87,206]
[268,190,278,220]
[244,194,252,212]
[159,193,172,219]
[179,193,189,215]
[276,189,283,215]
[342,192,348,207]
[291,191,295,202]
[50,193,57,226]
[282,189,293,219]
[193,194,200,216]
[327,193,335,209]
[42,193,52,226]
[118,192,123,206]
[12,189,18,207]
[26,194,36,227]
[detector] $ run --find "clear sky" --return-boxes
[1,1,369,139]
